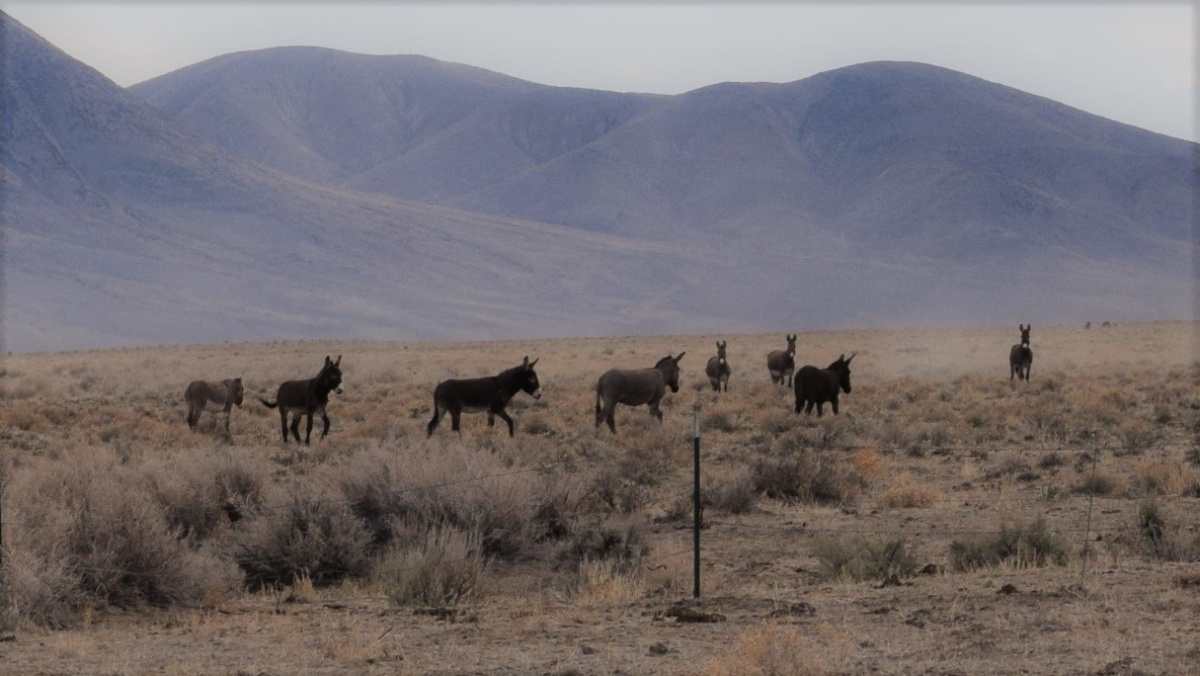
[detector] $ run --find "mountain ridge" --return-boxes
[3,13,1194,352]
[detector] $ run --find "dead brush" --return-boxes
[811,537,920,582]
[882,472,943,508]
[233,482,374,589]
[338,442,549,560]
[144,450,269,544]
[703,623,833,676]
[1072,462,1126,497]
[705,466,758,514]
[1135,498,1200,562]
[949,517,1068,571]
[1135,458,1200,496]
[376,526,484,608]
[2,450,241,624]
[752,449,865,504]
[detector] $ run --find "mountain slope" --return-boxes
[130,48,662,200]
[0,13,707,352]
[134,50,1195,272]
[4,16,1194,352]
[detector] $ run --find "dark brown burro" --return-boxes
[427,356,542,437]
[705,340,731,392]
[184,378,244,432]
[767,334,798,386]
[794,353,854,417]
[595,353,685,433]
[1010,324,1033,381]
[259,355,344,444]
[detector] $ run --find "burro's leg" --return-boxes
[493,407,515,436]
[427,405,442,437]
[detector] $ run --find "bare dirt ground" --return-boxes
[1,321,1198,675]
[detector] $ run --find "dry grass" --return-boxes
[0,321,1198,674]
[703,624,833,676]
[882,471,944,508]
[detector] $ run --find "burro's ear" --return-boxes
[675,351,686,363]
[235,377,242,383]
[527,356,539,369]
[846,353,856,365]
[334,355,342,366]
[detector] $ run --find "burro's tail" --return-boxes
[258,397,279,409]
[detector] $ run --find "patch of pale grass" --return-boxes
[642,536,690,597]
[572,558,644,606]
[850,447,886,480]
[1135,458,1200,496]
[882,472,943,509]
[703,623,832,676]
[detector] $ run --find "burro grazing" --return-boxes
[794,353,855,417]
[705,340,731,392]
[184,378,244,432]
[767,334,798,386]
[259,355,344,444]
[427,356,542,437]
[595,353,685,433]
[1010,324,1033,381]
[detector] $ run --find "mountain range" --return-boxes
[3,11,1195,352]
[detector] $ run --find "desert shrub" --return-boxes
[2,454,240,626]
[591,468,647,515]
[701,407,737,434]
[521,413,553,436]
[1073,466,1126,496]
[950,517,1067,571]
[234,485,374,588]
[812,537,919,582]
[617,430,678,486]
[1038,451,1066,469]
[556,522,648,573]
[146,452,267,544]
[751,450,863,504]
[1136,499,1200,562]
[338,443,547,560]
[377,527,484,607]
[0,548,87,629]
[1117,419,1159,456]
[706,468,758,514]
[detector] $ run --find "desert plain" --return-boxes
[0,321,1198,675]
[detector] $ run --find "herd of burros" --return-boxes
[184,327,1035,444]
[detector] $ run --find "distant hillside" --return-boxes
[3,12,1195,352]
[131,48,662,201]
[0,13,707,352]
[134,51,1194,269]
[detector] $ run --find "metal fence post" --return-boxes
[692,405,701,599]
[1079,440,1101,588]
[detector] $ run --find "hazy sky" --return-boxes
[2,2,1194,141]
